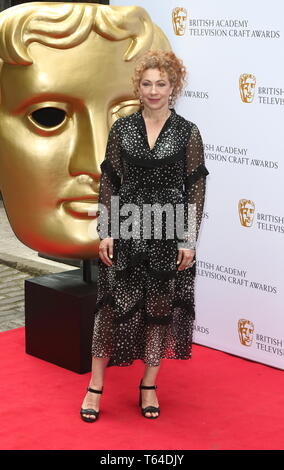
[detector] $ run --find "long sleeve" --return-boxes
[96,120,123,240]
[177,124,209,250]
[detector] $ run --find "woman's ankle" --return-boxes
[89,380,104,390]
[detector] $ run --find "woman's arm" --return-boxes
[177,123,209,251]
[96,120,123,240]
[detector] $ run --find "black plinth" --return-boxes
[25,267,98,374]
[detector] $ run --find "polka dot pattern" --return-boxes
[92,108,209,367]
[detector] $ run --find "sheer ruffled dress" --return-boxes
[92,108,209,367]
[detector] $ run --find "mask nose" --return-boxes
[68,110,103,189]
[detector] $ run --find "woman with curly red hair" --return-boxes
[81,50,209,422]
[132,50,187,110]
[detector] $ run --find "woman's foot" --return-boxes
[81,384,103,421]
[140,381,160,418]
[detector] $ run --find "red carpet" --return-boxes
[0,327,284,450]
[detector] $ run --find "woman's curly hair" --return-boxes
[132,50,188,107]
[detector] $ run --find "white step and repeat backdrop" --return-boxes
[110,0,284,369]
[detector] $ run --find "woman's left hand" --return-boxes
[177,248,195,271]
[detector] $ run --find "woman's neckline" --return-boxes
[139,108,174,151]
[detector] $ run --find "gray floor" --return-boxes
[0,200,77,332]
[0,263,31,332]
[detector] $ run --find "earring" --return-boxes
[168,95,173,108]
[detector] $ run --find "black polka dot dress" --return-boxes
[92,108,209,368]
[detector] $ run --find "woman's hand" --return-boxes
[99,237,114,266]
[176,248,195,271]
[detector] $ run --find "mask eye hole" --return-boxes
[30,107,66,128]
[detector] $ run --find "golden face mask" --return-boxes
[0,2,171,259]
[239,73,256,103]
[238,199,255,227]
[172,7,187,36]
[238,319,254,347]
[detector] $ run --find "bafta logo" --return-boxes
[238,319,254,347]
[239,74,256,103]
[172,7,187,36]
[238,199,255,227]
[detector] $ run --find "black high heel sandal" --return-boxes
[80,386,103,423]
[139,379,160,419]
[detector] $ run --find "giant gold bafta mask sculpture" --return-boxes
[0,2,171,258]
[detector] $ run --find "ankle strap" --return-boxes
[87,387,103,394]
[140,383,157,390]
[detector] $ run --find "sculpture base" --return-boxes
[25,268,98,374]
